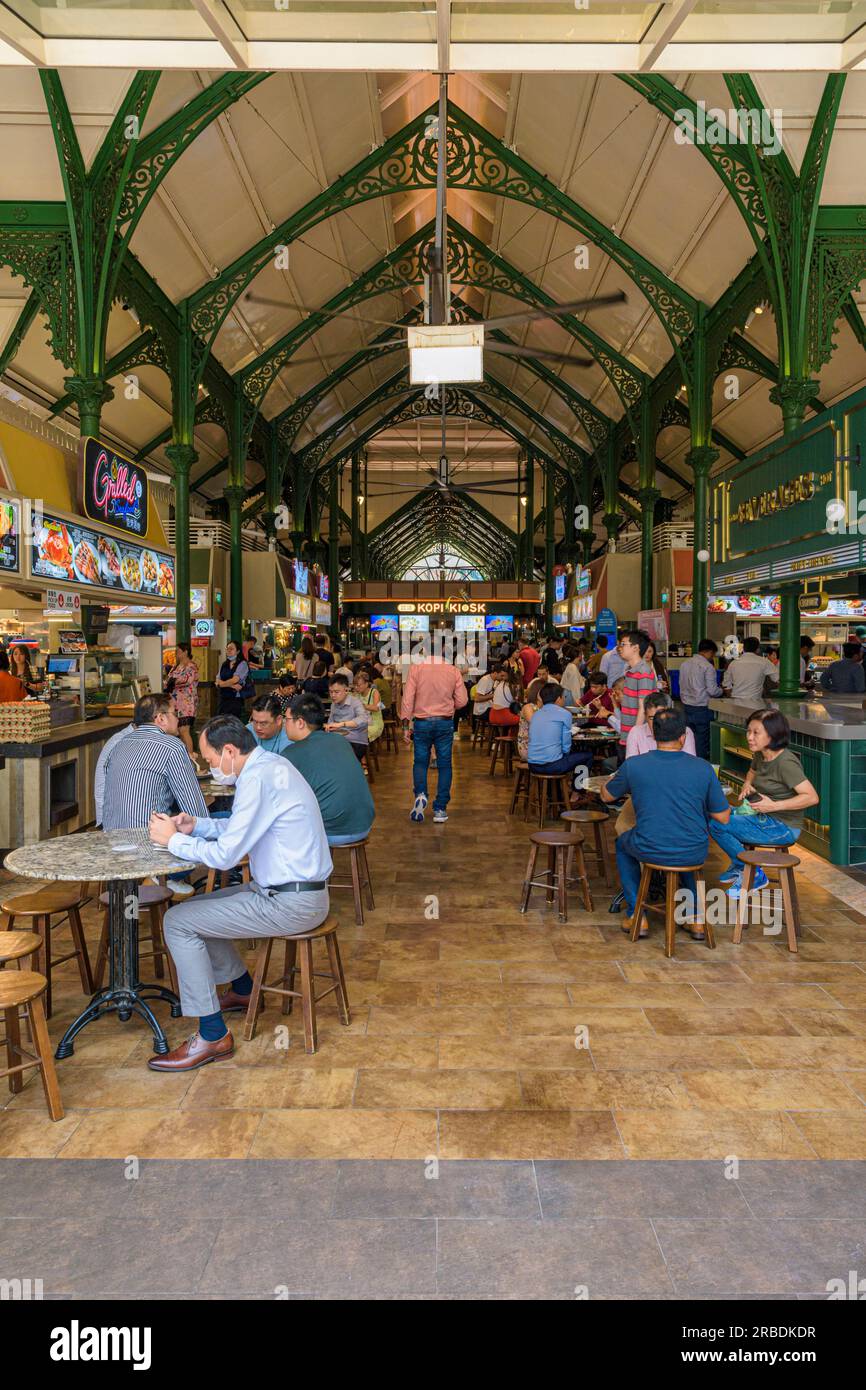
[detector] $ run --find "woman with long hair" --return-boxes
[709,708,819,898]
[215,640,250,719]
[489,664,522,729]
[9,644,43,696]
[353,667,384,741]
[294,634,316,681]
[167,641,199,760]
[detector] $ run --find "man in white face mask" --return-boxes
[147,714,332,1072]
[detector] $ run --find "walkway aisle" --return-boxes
[3,736,866,1163]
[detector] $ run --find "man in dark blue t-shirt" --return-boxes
[601,706,731,938]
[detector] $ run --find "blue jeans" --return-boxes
[615,828,696,916]
[683,704,713,761]
[709,812,800,870]
[528,748,593,776]
[328,831,369,846]
[412,716,455,812]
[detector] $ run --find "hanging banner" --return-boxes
[637,608,669,646]
[595,606,617,640]
[79,437,149,538]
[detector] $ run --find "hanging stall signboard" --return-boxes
[289,592,312,622]
[0,495,21,575]
[30,508,175,602]
[79,437,149,538]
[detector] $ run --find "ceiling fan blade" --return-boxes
[486,343,594,368]
[244,293,407,328]
[269,341,406,369]
[481,290,626,332]
[451,486,523,497]
[448,475,522,488]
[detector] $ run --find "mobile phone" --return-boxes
[745,791,762,804]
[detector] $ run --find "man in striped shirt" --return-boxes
[617,629,658,761]
[101,692,207,840]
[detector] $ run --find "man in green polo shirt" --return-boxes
[282,691,375,845]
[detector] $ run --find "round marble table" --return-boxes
[6,827,200,1058]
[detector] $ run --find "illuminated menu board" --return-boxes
[31,510,175,600]
[0,496,21,574]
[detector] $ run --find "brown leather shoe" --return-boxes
[147,1031,234,1072]
[623,912,649,939]
[218,988,261,1013]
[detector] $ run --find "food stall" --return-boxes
[0,422,176,847]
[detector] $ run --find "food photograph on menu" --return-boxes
[31,511,174,599]
[0,496,21,573]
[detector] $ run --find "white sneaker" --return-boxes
[168,879,195,897]
[410,793,428,822]
[433,809,448,823]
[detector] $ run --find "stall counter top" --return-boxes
[709,696,866,741]
[0,714,126,759]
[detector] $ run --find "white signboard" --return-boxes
[44,588,81,615]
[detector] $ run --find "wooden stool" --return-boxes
[561,809,612,886]
[383,718,399,752]
[520,829,592,921]
[631,860,713,958]
[528,770,572,827]
[509,760,531,817]
[329,838,375,925]
[366,741,381,775]
[489,733,515,778]
[0,971,63,1120]
[0,931,41,966]
[735,849,801,953]
[205,856,251,894]
[243,917,350,1054]
[93,885,177,993]
[471,715,487,750]
[1,883,93,1019]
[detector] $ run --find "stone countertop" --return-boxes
[5,826,196,882]
[0,714,125,759]
[709,696,866,741]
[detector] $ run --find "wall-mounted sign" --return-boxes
[289,592,312,622]
[190,586,208,616]
[596,606,618,640]
[319,575,329,601]
[637,608,669,646]
[293,560,309,595]
[194,617,215,637]
[552,601,570,627]
[553,573,567,604]
[31,510,175,600]
[798,591,829,613]
[79,437,148,538]
[396,601,487,615]
[45,588,81,615]
[316,600,332,625]
[571,594,594,623]
[0,496,20,575]
[575,565,592,595]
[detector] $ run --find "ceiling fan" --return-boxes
[245,74,626,382]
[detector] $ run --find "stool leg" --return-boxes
[242,861,251,886]
[696,874,715,950]
[27,995,63,1121]
[68,905,94,994]
[349,847,365,926]
[299,938,317,1054]
[509,769,521,815]
[5,1005,22,1094]
[359,844,375,911]
[93,907,110,991]
[630,866,653,941]
[664,871,677,959]
[546,845,556,905]
[573,844,594,912]
[244,939,272,1040]
[3,912,13,931]
[38,916,51,1020]
[556,845,568,922]
[148,906,165,979]
[205,868,216,894]
[595,823,612,887]
[561,776,570,814]
[538,778,547,829]
[325,933,351,1025]
[489,742,497,776]
[734,862,756,944]
[282,939,298,1015]
[520,844,539,913]
[779,868,799,955]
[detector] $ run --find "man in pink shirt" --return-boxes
[401,656,468,823]
[625,691,696,758]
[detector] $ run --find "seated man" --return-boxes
[527,683,593,777]
[325,673,371,760]
[625,691,696,757]
[578,671,615,725]
[601,707,730,939]
[147,715,332,1072]
[247,693,291,754]
[282,691,375,845]
[526,664,558,707]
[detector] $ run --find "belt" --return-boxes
[267,880,328,894]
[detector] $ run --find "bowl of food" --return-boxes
[120,551,142,592]
[73,538,99,586]
[157,560,174,598]
[140,548,158,591]
[98,535,121,586]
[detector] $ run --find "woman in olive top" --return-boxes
[709,708,819,898]
[353,667,384,741]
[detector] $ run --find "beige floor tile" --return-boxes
[616,1109,817,1159]
[56,1109,262,1159]
[589,1037,753,1070]
[519,1070,693,1110]
[6,1065,195,1111]
[439,1109,625,1159]
[366,1005,510,1036]
[736,1037,866,1070]
[681,1069,865,1111]
[250,1108,436,1158]
[645,1006,799,1036]
[353,1068,523,1109]
[438,1036,596,1070]
[508,1006,653,1036]
[0,1111,83,1156]
[183,1066,358,1109]
[788,1111,866,1158]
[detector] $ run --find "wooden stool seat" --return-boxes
[489,733,515,778]
[383,718,399,753]
[0,931,42,963]
[0,969,63,1120]
[528,770,572,827]
[93,883,177,994]
[631,860,712,958]
[509,760,531,817]
[561,809,612,885]
[520,830,592,921]
[2,881,92,1018]
[329,838,375,925]
[205,856,251,894]
[735,849,801,953]
[243,916,351,1054]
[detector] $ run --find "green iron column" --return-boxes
[328,467,340,640]
[65,377,114,439]
[523,454,535,580]
[638,487,660,612]
[544,463,556,636]
[686,445,718,649]
[224,484,246,646]
[350,451,362,581]
[777,584,802,699]
[164,443,196,648]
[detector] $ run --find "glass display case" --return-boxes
[45,647,147,721]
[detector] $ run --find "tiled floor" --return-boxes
[2,1158,865,1298]
[4,737,866,1161]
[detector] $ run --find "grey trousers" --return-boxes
[162,882,330,1019]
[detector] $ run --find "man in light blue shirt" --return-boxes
[527,684,592,776]
[677,638,720,761]
[600,638,627,687]
[247,693,291,754]
[147,714,332,1074]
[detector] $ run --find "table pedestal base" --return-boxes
[55,879,181,1059]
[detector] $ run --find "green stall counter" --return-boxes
[709,696,866,866]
